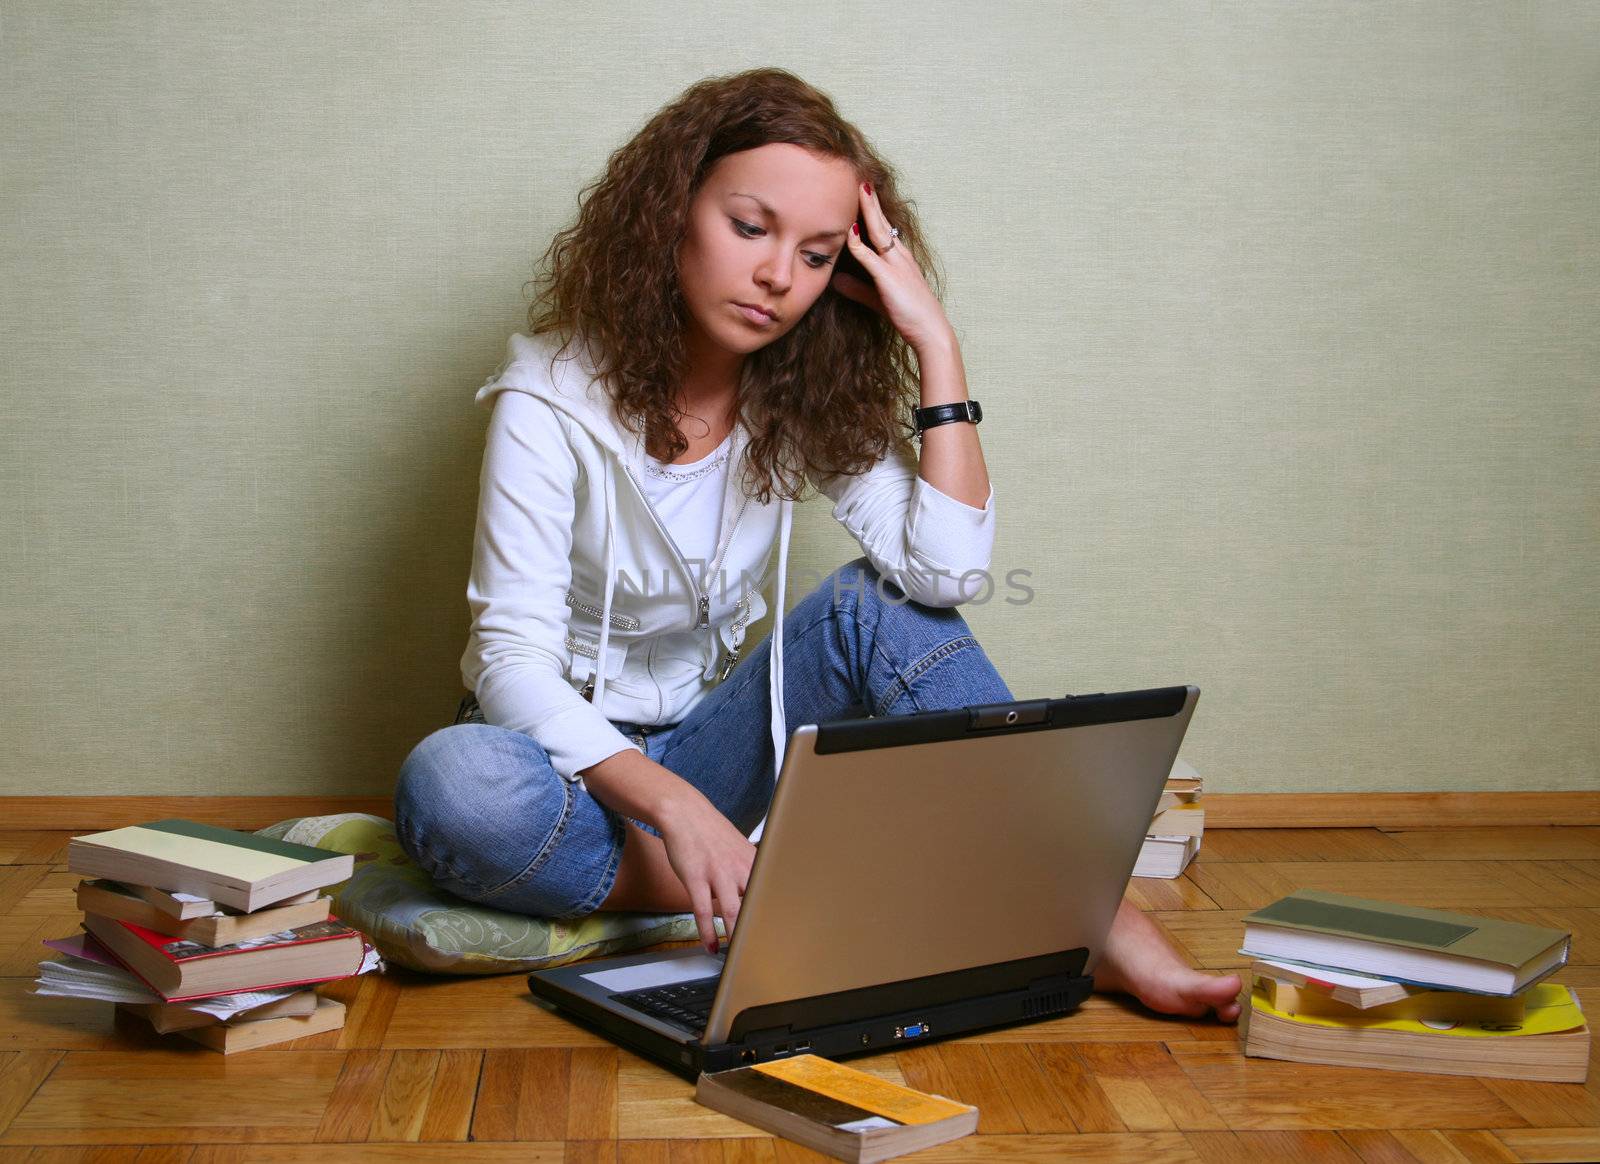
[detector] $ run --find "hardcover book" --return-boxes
[82,913,366,1001]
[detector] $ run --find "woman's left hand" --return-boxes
[831,182,954,354]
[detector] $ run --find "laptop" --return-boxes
[527,685,1199,1079]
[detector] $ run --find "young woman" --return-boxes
[396,68,1241,1022]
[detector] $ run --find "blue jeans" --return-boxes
[394,556,1013,918]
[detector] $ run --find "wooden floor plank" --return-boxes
[190,1148,565,1162]
[314,1049,392,1143]
[1492,1127,1600,1162]
[1336,1129,1430,1163]
[1479,1075,1600,1129]
[1165,1044,1529,1132]
[328,970,404,1051]
[2,1051,347,1145]
[900,1042,1026,1134]
[718,1139,778,1164]
[3,874,77,919]
[382,973,610,1050]
[1026,1043,1127,1133]
[370,1049,442,1142]
[1114,1042,1230,1130]
[1191,1129,1366,1162]
[0,980,119,1051]
[976,1044,1078,1133]
[418,1048,481,1142]
[1198,830,1414,865]
[0,1053,63,1139]
[1384,828,1600,863]
[1073,1044,1179,1132]
[1387,1129,1520,1163]
[1149,911,1253,970]
[566,1048,619,1142]
[0,834,72,868]
[874,1132,1201,1160]
[2,917,84,980]
[1127,875,1222,912]
[0,872,51,926]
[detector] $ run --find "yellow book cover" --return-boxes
[751,1056,972,1125]
[1252,980,1583,1038]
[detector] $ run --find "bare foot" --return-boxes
[1093,898,1244,1022]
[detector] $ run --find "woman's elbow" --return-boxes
[895,559,995,608]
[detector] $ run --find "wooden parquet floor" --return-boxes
[4,820,1600,1162]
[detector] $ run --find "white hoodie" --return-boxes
[461,331,996,833]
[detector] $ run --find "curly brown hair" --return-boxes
[524,67,945,505]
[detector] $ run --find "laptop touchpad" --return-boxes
[580,953,724,992]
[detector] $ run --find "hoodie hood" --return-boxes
[478,332,793,833]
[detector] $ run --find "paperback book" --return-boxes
[69,819,353,912]
[1242,971,1588,1083]
[696,1054,978,1164]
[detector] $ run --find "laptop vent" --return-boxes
[1023,991,1073,1018]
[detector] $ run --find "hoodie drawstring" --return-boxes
[593,458,619,714]
[768,497,792,783]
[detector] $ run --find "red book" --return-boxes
[82,913,366,1002]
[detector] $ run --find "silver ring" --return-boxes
[882,225,900,255]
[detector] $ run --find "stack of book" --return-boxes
[1239,889,1587,1082]
[34,818,377,1053]
[1133,757,1203,878]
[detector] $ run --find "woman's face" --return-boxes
[676,142,861,364]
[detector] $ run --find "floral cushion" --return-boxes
[255,813,704,975]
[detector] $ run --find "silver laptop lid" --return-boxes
[701,687,1198,1045]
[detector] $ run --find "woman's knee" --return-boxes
[827,556,973,632]
[394,723,550,857]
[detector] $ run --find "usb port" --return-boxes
[773,1043,789,1055]
[795,1041,811,1052]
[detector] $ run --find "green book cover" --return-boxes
[71,819,340,883]
[1243,890,1568,969]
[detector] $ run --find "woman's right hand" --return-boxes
[656,786,756,954]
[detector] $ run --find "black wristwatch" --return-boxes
[911,399,983,438]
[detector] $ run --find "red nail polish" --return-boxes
[864,181,873,196]
[851,222,859,236]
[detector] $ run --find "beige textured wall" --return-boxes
[2,2,1595,797]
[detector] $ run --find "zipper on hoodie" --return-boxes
[617,461,751,641]
[717,590,755,681]
[565,589,641,631]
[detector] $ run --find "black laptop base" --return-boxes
[526,948,1094,1080]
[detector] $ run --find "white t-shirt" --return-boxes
[637,430,732,575]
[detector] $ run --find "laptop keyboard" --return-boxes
[613,974,721,1033]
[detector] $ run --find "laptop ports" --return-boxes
[773,1043,789,1055]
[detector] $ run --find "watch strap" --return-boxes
[912,399,982,436]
